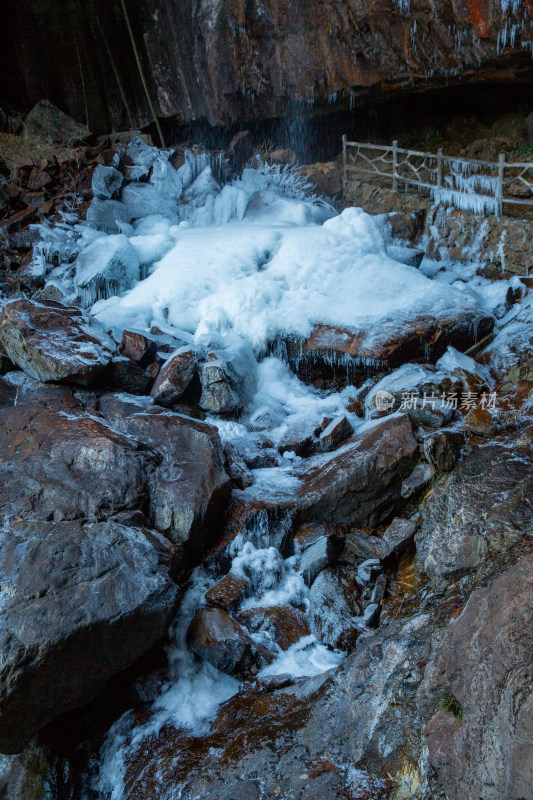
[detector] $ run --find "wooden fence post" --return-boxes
[497,152,505,216]
[342,135,348,183]
[392,140,398,191]
[437,148,443,189]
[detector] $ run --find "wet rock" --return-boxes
[187,608,272,679]
[91,164,123,200]
[119,329,158,367]
[23,99,91,145]
[418,553,533,800]
[318,414,353,452]
[401,462,435,499]
[408,397,456,429]
[296,413,418,527]
[0,738,71,800]
[98,394,231,551]
[308,569,360,649]
[422,428,465,472]
[85,197,132,234]
[0,518,177,753]
[238,605,310,651]
[0,298,115,383]
[150,346,199,406]
[299,534,339,587]
[224,442,253,489]
[199,359,241,414]
[382,517,418,557]
[415,441,533,588]
[342,529,390,562]
[205,573,250,612]
[0,394,154,522]
[462,406,496,438]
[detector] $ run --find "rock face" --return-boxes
[418,553,533,800]
[0,299,115,383]
[0,518,178,754]
[3,1,532,133]
[416,442,533,588]
[296,414,418,527]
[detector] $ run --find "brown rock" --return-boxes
[119,330,157,367]
[0,299,115,383]
[422,429,465,472]
[238,605,310,651]
[462,406,496,438]
[151,346,198,406]
[187,608,272,679]
[418,553,533,800]
[318,414,353,451]
[206,574,250,612]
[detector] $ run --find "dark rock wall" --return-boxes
[1,1,533,134]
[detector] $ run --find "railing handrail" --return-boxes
[342,136,533,216]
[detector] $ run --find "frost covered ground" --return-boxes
[25,140,527,800]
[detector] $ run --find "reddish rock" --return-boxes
[462,406,496,437]
[119,330,157,367]
[0,299,115,383]
[206,573,250,612]
[238,605,310,650]
[187,608,272,679]
[151,347,198,406]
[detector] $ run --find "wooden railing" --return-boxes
[342,136,533,216]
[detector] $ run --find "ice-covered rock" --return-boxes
[423,429,465,472]
[401,462,435,499]
[122,182,179,221]
[122,136,159,180]
[150,345,202,406]
[0,298,115,383]
[85,197,132,233]
[91,164,123,200]
[75,234,140,305]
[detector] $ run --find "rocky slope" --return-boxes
[0,132,532,800]
[1,0,533,133]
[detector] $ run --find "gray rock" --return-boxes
[382,517,418,556]
[386,244,425,268]
[85,197,132,233]
[224,442,253,489]
[0,519,178,753]
[416,441,533,588]
[278,416,318,456]
[299,535,337,587]
[318,414,353,452]
[401,462,435,498]
[408,399,455,429]
[0,298,115,384]
[418,553,533,800]
[423,428,465,472]
[92,164,124,199]
[308,568,360,648]
[199,359,242,414]
[342,530,391,562]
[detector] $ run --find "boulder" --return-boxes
[295,414,418,527]
[205,574,250,612]
[75,234,140,306]
[119,329,157,367]
[224,442,253,489]
[187,608,272,679]
[98,394,231,551]
[299,534,338,587]
[415,441,533,588]
[308,569,360,649]
[0,299,115,383]
[150,346,199,406]
[199,359,241,414]
[0,518,177,753]
[382,517,418,557]
[422,429,465,472]
[318,415,353,452]
[23,99,91,145]
[418,553,533,800]
[85,198,132,233]
[237,605,310,651]
[0,395,154,523]
[102,357,152,395]
[278,416,318,457]
[342,530,391,562]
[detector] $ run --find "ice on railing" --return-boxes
[445,172,498,195]
[431,187,499,215]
